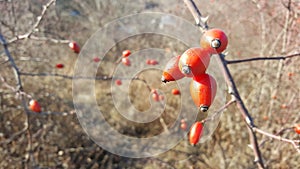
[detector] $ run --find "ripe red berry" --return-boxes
[115,79,122,86]
[146,59,152,65]
[180,119,187,130]
[190,74,217,112]
[281,104,288,109]
[93,57,101,62]
[161,55,185,83]
[171,88,181,95]
[152,93,159,102]
[189,122,203,145]
[69,41,80,53]
[29,99,41,113]
[178,47,211,77]
[122,57,131,66]
[149,59,159,65]
[122,50,131,57]
[294,124,300,134]
[151,89,158,94]
[159,95,164,101]
[56,63,64,69]
[200,28,228,54]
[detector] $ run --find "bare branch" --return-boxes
[0,33,23,91]
[226,53,300,64]
[254,127,300,153]
[203,99,236,123]
[19,72,112,80]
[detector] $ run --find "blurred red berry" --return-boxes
[294,124,300,134]
[122,50,131,57]
[150,59,159,65]
[115,79,122,86]
[122,57,131,66]
[180,119,187,130]
[29,100,41,113]
[151,89,157,94]
[146,59,152,65]
[159,95,164,101]
[56,63,64,69]
[93,57,101,62]
[152,93,159,102]
[172,88,181,95]
[281,104,288,109]
[69,41,80,53]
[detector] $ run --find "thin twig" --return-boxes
[254,127,300,153]
[0,125,28,145]
[203,99,236,123]
[226,53,300,64]
[7,0,57,44]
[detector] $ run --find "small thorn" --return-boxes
[200,16,209,24]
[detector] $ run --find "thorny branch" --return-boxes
[183,0,267,168]
[183,0,299,168]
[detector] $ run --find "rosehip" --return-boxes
[56,63,64,69]
[152,93,159,102]
[189,122,203,145]
[115,79,122,86]
[178,47,211,77]
[171,88,181,95]
[122,50,131,57]
[122,57,131,66]
[159,95,164,101]
[200,28,228,54]
[149,59,159,65]
[161,55,185,83]
[93,57,101,62]
[69,41,80,53]
[146,59,152,65]
[29,99,41,113]
[294,124,300,134]
[151,89,158,94]
[190,74,217,112]
[180,119,187,130]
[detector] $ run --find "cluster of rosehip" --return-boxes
[116,49,180,102]
[161,28,228,145]
[56,41,101,69]
[28,41,82,113]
